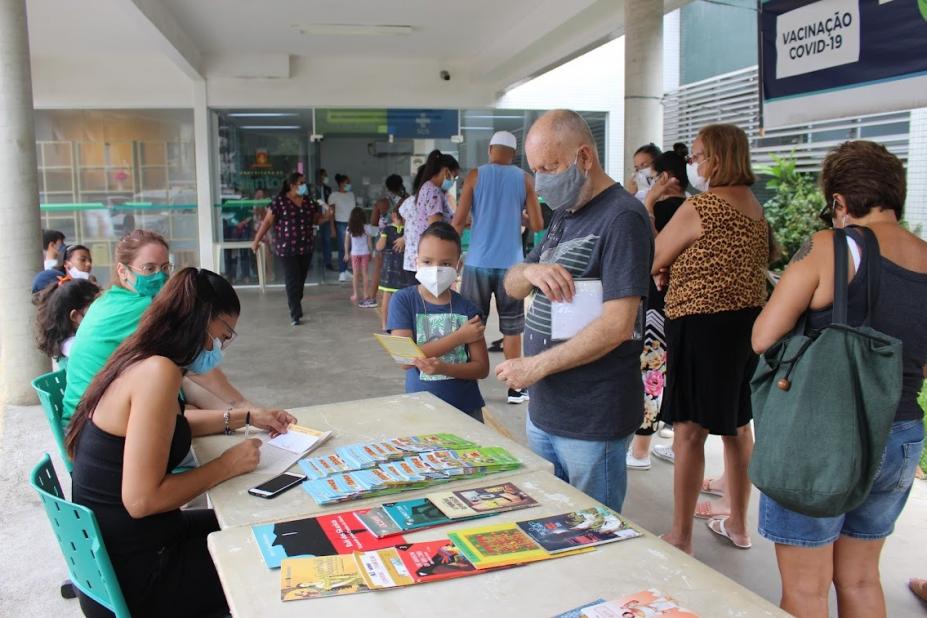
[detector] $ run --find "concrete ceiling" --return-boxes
[26,0,690,96]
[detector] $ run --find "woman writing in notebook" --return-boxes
[66,268,294,618]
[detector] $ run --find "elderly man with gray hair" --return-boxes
[496,109,653,512]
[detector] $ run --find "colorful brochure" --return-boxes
[252,510,405,569]
[580,589,700,617]
[554,600,607,618]
[355,506,405,538]
[382,498,453,532]
[355,547,416,590]
[429,482,538,519]
[280,555,369,601]
[392,541,481,584]
[447,522,551,569]
[516,507,641,553]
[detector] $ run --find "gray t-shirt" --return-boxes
[523,183,653,440]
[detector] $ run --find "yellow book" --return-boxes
[354,547,416,590]
[448,522,592,569]
[374,333,426,364]
[280,555,369,602]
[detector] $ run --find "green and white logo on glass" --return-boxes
[920,0,927,22]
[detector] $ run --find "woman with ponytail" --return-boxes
[67,268,293,618]
[401,150,459,275]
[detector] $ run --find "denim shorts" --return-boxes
[460,267,524,335]
[759,418,925,548]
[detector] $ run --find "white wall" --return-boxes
[31,54,193,109]
[907,108,927,238]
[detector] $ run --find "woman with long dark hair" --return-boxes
[401,150,459,276]
[252,171,325,325]
[33,276,101,369]
[67,268,289,617]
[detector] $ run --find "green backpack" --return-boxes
[750,227,903,517]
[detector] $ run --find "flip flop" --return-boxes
[694,500,731,520]
[700,478,725,498]
[707,517,752,549]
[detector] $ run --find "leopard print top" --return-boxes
[664,193,768,319]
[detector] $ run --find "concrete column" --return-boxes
[0,0,47,404]
[623,0,663,180]
[194,80,216,271]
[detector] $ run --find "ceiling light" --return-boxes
[291,23,414,36]
[239,125,302,130]
[228,113,299,118]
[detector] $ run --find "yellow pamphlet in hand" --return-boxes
[374,333,426,364]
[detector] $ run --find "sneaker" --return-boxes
[290,318,301,326]
[652,444,675,464]
[359,299,378,308]
[488,338,504,353]
[507,388,529,404]
[659,425,674,439]
[338,271,351,282]
[626,451,651,471]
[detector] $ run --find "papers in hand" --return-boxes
[550,279,603,340]
[257,424,333,475]
[374,333,426,364]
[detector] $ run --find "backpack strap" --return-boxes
[832,228,849,325]
[857,226,882,327]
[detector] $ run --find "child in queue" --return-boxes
[33,277,101,370]
[376,207,415,331]
[345,206,376,308]
[387,222,489,421]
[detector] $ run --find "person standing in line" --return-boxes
[345,206,376,308]
[453,131,543,404]
[655,124,768,554]
[369,175,409,301]
[625,150,688,472]
[496,110,653,513]
[252,172,324,326]
[376,207,414,331]
[397,165,428,280]
[42,229,65,270]
[752,141,926,618]
[625,143,662,202]
[329,174,357,282]
[402,151,460,280]
[314,169,335,271]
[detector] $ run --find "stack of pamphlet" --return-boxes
[298,433,522,505]
[579,589,699,617]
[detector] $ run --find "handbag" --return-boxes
[749,227,903,517]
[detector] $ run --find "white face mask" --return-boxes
[687,162,709,192]
[415,266,457,296]
[67,266,90,280]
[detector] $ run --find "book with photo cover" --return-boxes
[516,507,641,554]
[580,589,699,617]
[280,555,369,601]
[354,547,417,590]
[381,497,454,532]
[252,510,405,569]
[428,481,538,519]
[392,540,482,584]
[355,506,404,538]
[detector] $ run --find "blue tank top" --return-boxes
[466,163,527,269]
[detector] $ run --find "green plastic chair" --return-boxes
[30,454,131,617]
[31,369,72,472]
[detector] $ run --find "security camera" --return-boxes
[440,70,450,81]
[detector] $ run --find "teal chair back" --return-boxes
[30,454,130,618]
[31,369,72,472]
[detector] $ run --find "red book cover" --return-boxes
[392,540,481,583]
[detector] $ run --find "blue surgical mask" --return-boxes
[441,178,454,192]
[130,270,167,298]
[187,337,224,375]
[297,183,308,196]
[344,183,353,192]
[535,156,586,210]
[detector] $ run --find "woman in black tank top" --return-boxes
[752,141,927,618]
[67,269,266,617]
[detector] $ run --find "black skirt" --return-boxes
[661,306,761,436]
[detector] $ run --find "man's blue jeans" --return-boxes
[526,415,633,513]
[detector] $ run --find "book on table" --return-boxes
[447,522,592,570]
[515,506,641,553]
[252,509,405,569]
[580,589,699,617]
[280,555,369,601]
[428,481,539,519]
[256,423,333,475]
